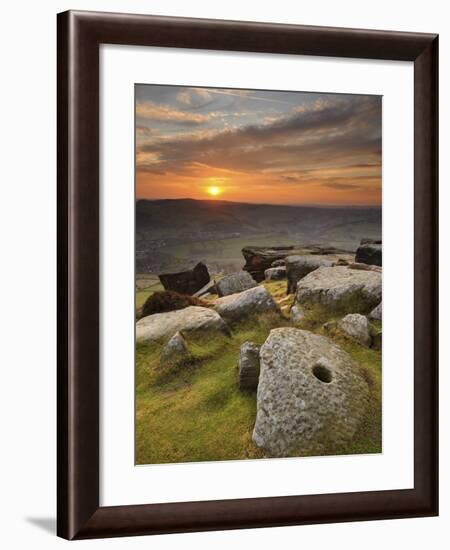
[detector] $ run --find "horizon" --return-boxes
[136,85,382,206]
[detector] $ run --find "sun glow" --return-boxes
[207,186,222,197]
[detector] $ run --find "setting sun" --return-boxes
[207,186,222,197]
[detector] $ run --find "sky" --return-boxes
[135,85,381,206]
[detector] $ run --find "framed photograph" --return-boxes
[57,10,438,540]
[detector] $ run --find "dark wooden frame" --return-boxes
[57,10,439,540]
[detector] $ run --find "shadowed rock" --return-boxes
[242,246,300,282]
[238,341,261,391]
[252,328,369,457]
[159,262,210,295]
[355,243,382,266]
[285,255,335,294]
[368,302,382,320]
[214,286,280,323]
[215,271,256,297]
[160,332,190,368]
[136,306,229,343]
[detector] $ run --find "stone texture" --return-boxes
[193,280,218,297]
[238,341,261,391]
[369,302,382,321]
[136,306,229,343]
[215,270,257,296]
[285,255,335,294]
[160,332,190,368]
[264,266,287,281]
[338,314,372,347]
[360,238,382,245]
[252,328,369,457]
[295,266,381,313]
[355,243,382,266]
[290,304,305,324]
[242,246,300,282]
[271,259,286,267]
[214,286,280,323]
[159,262,210,295]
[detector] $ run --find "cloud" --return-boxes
[136,100,210,125]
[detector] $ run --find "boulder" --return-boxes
[285,255,335,294]
[136,306,229,343]
[290,304,305,324]
[238,341,261,391]
[355,243,382,266]
[159,262,210,295]
[338,314,372,347]
[214,286,280,323]
[264,266,287,281]
[242,246,301,282]
[252,328,369,457]
[348,262,382,273]
[215,271,256,297]
[369,302,382,321]
[295,266,381,314]
[193,280,218,297]
[160,332,190,368]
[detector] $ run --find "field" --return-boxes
[135,280,381,465]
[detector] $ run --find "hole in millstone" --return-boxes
[312,364,333,383]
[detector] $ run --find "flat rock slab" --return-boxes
[285,255,335,294]
[253,328,369,457]
[214,286,280,323]
[295,266,381,314]
[215,271,256,297]
[136,306,228,343]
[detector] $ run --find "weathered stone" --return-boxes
[136,306,229,343]
[159,262,210,295]
[355,243,382,266]
[193,280,218,297]
[160,332,190,368]
[348,262,382,273]
[338,314,372,347]
[271,259,286,267]
[253,328,369,457]
[238,341,261,391]
[360,238,382,245]
[290,304,305,324]
[369,302,382,321]
[214,286,280,323]
[295,266,381,313]
[264,266,287,281]
[242,246,301,282]
[215,271,257,297]
[285,255,335,294]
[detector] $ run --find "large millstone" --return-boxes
[295,265,381,313]
[136,306,229,343]
[158,262,210,295]
[252,328,369,457]
[214,286,280,323]
[285,255,335,294]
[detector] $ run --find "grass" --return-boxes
[135,281,382,464]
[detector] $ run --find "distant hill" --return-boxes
[136,199,381,274]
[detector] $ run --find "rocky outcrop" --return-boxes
[264,266,287,281]
[355,242,382,266]
[238,341,261,391]
[285,255,335,294]
[214,286,280,323]
[160,332,190,368]
[290,304,305,324]
[271,259,286,267]
[215,271,256,297]
[338,314,372,347]
[136,306,229,343]
[369,302,382,321]
[252,328,369,457]
[242,246,300,282]
[295,266,381,314]
[159,262,210,295]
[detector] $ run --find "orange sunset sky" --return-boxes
[135,85,381,206]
